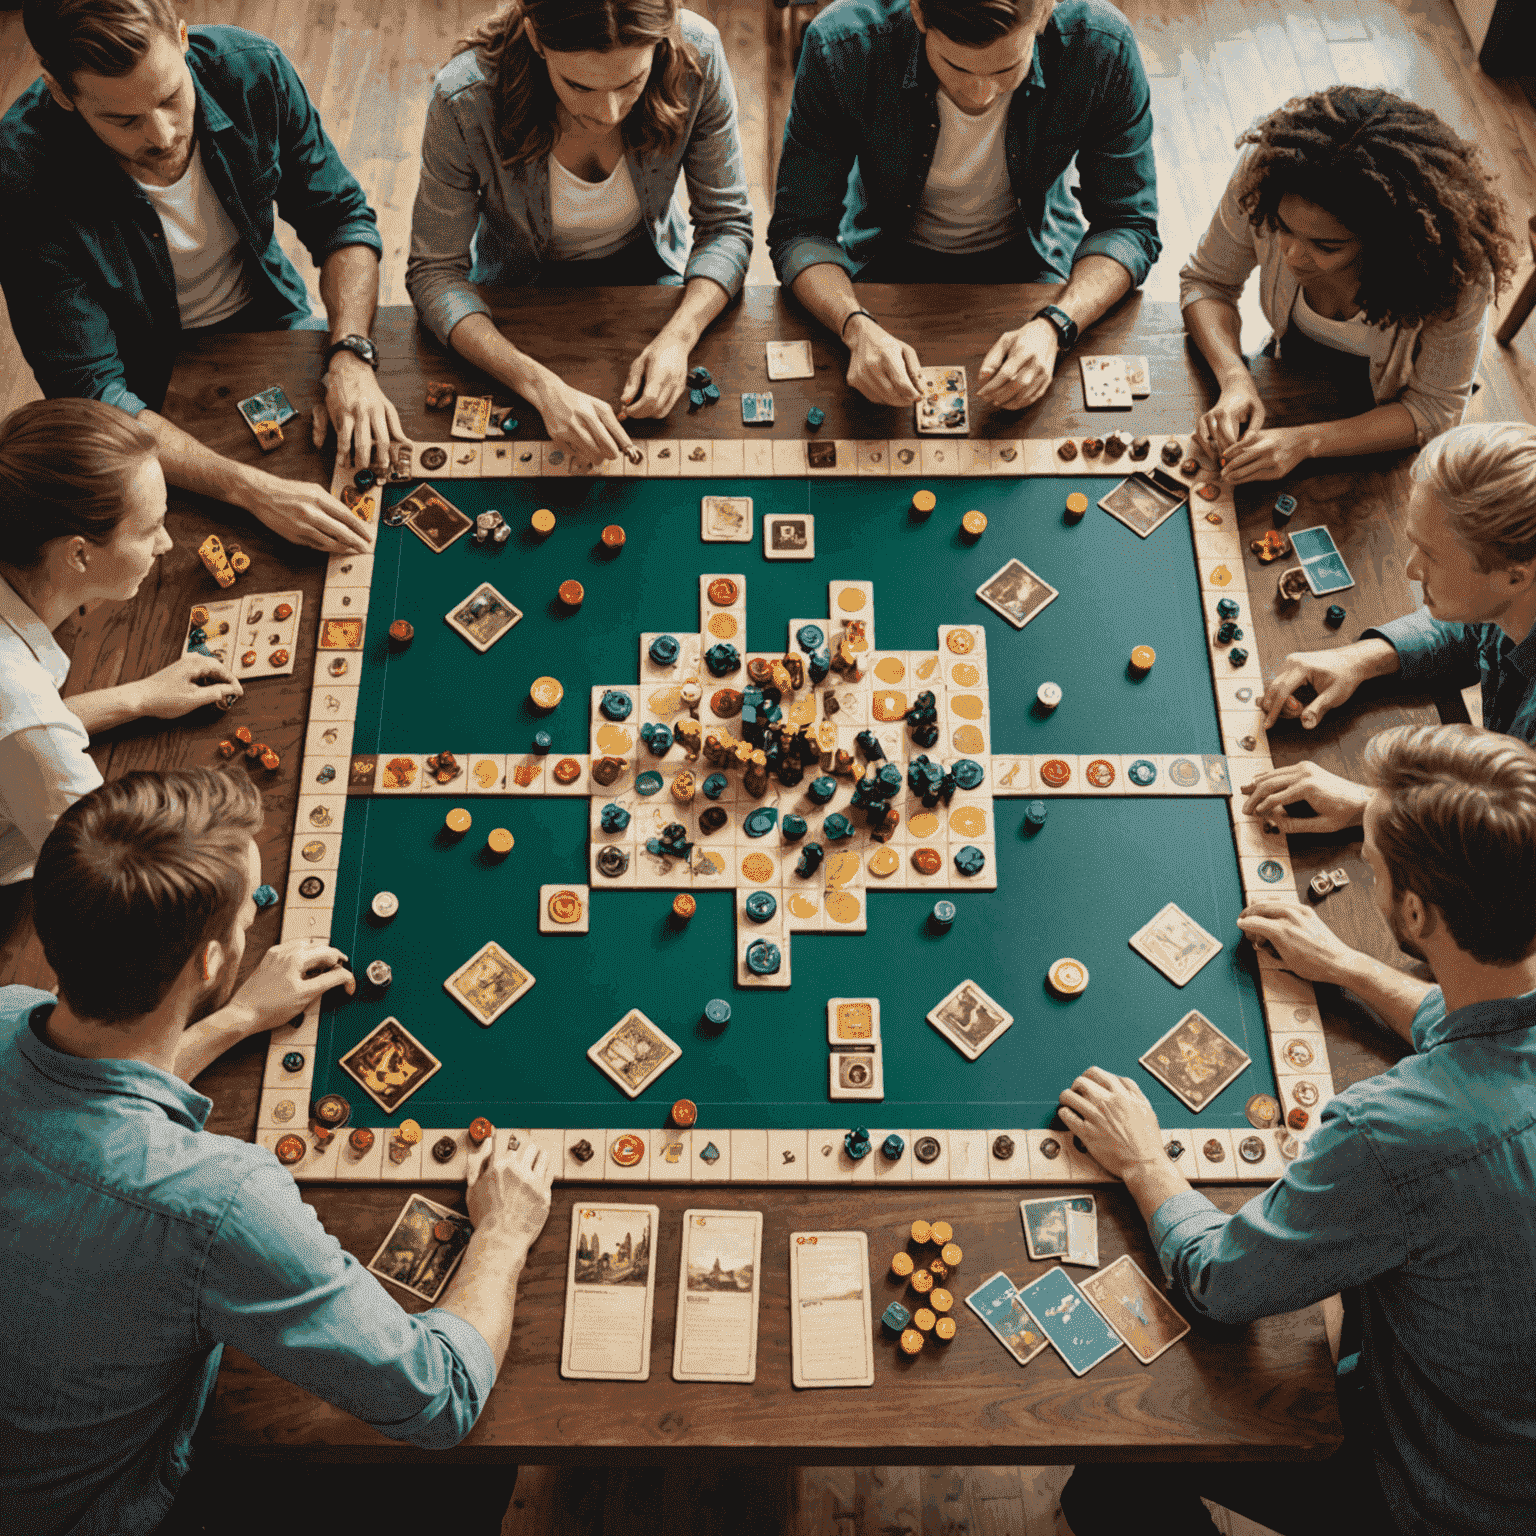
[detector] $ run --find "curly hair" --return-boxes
[454,0,700,168]
[1234,86,1516,329]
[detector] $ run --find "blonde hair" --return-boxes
[1411,422,1536,572]
[1365,723,1536,964]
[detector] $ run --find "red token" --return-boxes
[274,1134,306,1166]
[468,1116,494,1145]
[611,1133,645,1167]
[1287,1107,1310,1131]
[432,1220,458,1243]
[348,1127,375,1154]
[671,1098,698,1128]
[1039,758,1072,788]
[601,524,626,548]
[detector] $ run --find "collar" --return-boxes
[1417,985,1536,1051]
[901,19,1049,97]
[17,1000,213,1132]
[1503,623,1536,681]
[0,572,71,690]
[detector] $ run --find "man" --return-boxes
[2,0,405,555]
[1055,722,1536,1536]
[767,0,1159,411]
[0,769,552,1536]
[1243,422,1536,832]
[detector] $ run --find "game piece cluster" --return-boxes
[1308,866,1351,900]
[882,1219,963,1354]
[687,366,721,412]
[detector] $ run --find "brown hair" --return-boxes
[33,769,264,1025]
[453,0,700,167]
[916,0,1050,46]
[1411,422,1536,572]
[0,399,159,569]
[1365,724,1536,965]
[1234,86,1516,329]
[23,0,179,94]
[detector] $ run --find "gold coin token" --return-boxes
[740,851,774,883]
[872,690,907,721]
[953,724,986,753]
[824,851,861,889]
[867,845,900,878]
[950,693,985,720]
[945,628,975,655]
[547,889,583,925]
[874,655,906,683]
[787,892,820,919]
[444,807,472,835]
[837,586,866,612]
[473,758,500,787]
[529,676,564,709]
[909,810,940,838]
[950,661,980,687]
[949,806,987,838]
[826,891,862,925]
[486,827,514,855]
[707,612,738,639]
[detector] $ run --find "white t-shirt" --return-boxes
[133,144,254,329]
[908,89,1020,254]
[547,152,643,261]
[1290,286,1382,360]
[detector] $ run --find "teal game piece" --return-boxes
[704,999,732,1027]
[932,899,956,929]
[781,813,808,841]
[701,772,729,799]
[823,813,854,841]
[806,406,825,428]
[533,730,552,752]
[954,846,986,876]
[600,803,631,833]
[881,1134,906,1161]
[281,1051,305,1073]
[844,1127,872,1159]
[796,624,824,651]
[1326,604,1346,627]
[648,634,680,666]
[635,770,664,796]
[744,891,778,923]
[807,776,837,805]
[252,884,278,909]
[743,807,779,838]
[745,939,781,975]
[600,689,633,720]
[882,1301,912,1333]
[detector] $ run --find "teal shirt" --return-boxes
[0,986,494,1536]
[768,0,1160,287]
[0,26,382,416]
[1150,986,1536,1534]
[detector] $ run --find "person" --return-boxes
[1056,722,1536,1536]
[0,769,554,1536]
[406,0,753,464]
[1183,85,1515,483]
[1242,422,1536,833]
[766,0,1160,412]
[0,397,242,886]
[1,0,406,555]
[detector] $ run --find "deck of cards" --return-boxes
[562,1202,659,1380]
[1290,524,1355,595]
[1021,1195,1099,1267]
[916,365,968,434]
[766,340,814,380]
[395,484,473,553]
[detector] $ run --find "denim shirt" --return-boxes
[0,26,382,416]
[1150,985,1536,1535]
[767,0,1160,288]
[406,10,753,347]
[1367,607,1536,745]
[0,986,495,1536]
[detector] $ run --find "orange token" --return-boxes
[241,650,257,668]
[274,1134,306,1165]
[558,579,584,606]
[486,827,514,855]
[911,489,937,515]
[529,676,564,710]
[259,748,280,771]
[934,1316,957,1341]
[912,847,942,875]
[273,602,294,620]
[552,756,582,784]
[961,509,987,538]
[601,524,626,548]
[671,892,697,921]
[611,1133,645,1167]
[1039,758,1072,788]
[707,577,739,606]
[930,1287,953,1314]
[945,628,975,654]
[548,888,584,924]
[468,1117,494,1145]
[444,807,472,835]
[531,508,556,535]
[891,1251,915,1278]
[671,1098,698,1128]
[1130,644,1157,672]
[1065,491,1089,519]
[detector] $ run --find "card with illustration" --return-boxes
[587,1008,683,1099]
[701,494,753,543]
[367,1193,473,1303]
[337,1015,442,1113]
[1079,355,1132,409]
[1017,1266,1123,1377]
[965,1271,1051,1366]
[1139,1008,1251,1114]
[561,1202,659,1381]
[1099,473,1185,539]
[927,978,1014,1061]
[673,1208,763,1383]
[397,485,473,553]
[764,513,815,560]
[1128,901,1223,986]
[442,941,535,1026]
[1020,1195,1097,1264]
[1290,524,1356,595]
[444,582,522,653]
[916,364,968,435]
[1078,1254,1191,1365]
[975,558,1058,629]
[451,394,492,440]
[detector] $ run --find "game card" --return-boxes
[1066,1203,1100,1268]
[975,558,1059,630]
[701,494,753,543]
[237,385,297,450]
[396,485,473,553]
[444,582,522,653]
[1128,901,1223,987]
[338,1015,442,1114]
[185,591,303,680]
[1078,1255,1191,1365]
[1020,1195,1097,1265]
[1139,1008,1251,1114]
[926,978,1014,1061]
[1099,474,1185,539]
[1017,1266,1123,1377]
[443,941,535,1026]
[764,513,815,560]
[1290,524,1356,595]
[586,1009,682,1099]
[766,339,815,380]
[368,1193,473,1304]
[561,1202,660,1381]
[1123,355,1151,398]
[916,365,968,435]
[965,1272,1051,1366]
[829,1045,884,1101]
[451,394,492,440]
[673,1208,763,1383]
[789,1230,874,1388]
[1079,355,1132,409]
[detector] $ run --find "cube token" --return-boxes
[558,579,584,607]
[1036,681,1062,710]
[1048,957,1089,995]
[911,489,937,515]
[531,508,556,535]
[960,510,987,538]
[891,1251,915,1278]
[882,1301,913,1333]
[1064,491,1089,520]
[671,1098,698,1128]
[529,676,564,709]
[486,827,514,855]
[444,807,472,835]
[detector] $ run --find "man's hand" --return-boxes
[618,330,692,420]
[314,353,405,473]
[1219,424,1318,484]
[1196,375,1265,461]
[1260,640,1395,729]
[1240,762,1371,833]
[1236,898,1363,988]
[465,1135,554,1256]
[530,374,635,463]
[235,471,373,555]
[223,941,355,1039]
[131,654,243,719]
[1057,1066,1165,1180]
[845,315,924,406]
[974,317,1059,410]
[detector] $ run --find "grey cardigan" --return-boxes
[406,8,752,346]
[1178,157,1490,447]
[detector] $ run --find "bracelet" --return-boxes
[840,308,874,341]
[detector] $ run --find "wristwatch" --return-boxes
[1032,304,1079,352]
[324,334,379,372]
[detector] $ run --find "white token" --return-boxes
[370,890,399,919]
[1036,681,1062,710]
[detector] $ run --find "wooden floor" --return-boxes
[0,2,1528,1531]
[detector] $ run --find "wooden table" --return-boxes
[0,284,1447,1465]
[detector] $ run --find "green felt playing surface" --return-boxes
[309,472,1276,1132]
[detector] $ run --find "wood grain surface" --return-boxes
[0,287,1451,1459]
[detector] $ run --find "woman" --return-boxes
[0,399,240,884]
[407,0,753,464]
[1182,86,1515,482]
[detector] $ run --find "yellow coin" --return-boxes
[874,655,906,683]
[1065,491,1089,516]
[648,685,683,716]
[740,852,774,883]
[707,612,738,639]
[444,807,472,834]
[1208,564,1234,587]
[911,489,937,514]
[826,891,862,925]
[872,690,907,722]
[950,661,980,687]
[473,758,500,787]
[787,694,817,726]
[951,694,985,720]
[595,723,633,754]
[868,845,900,878]
[486,827,514,854]
[529,676,564,709]
[824,850,861,888]
[950,806,987,838]
[395,1119,422,1145]
[837,586,867,612]
[953,724,986,753]
[787,892,820,919]
[945,628,975,654]
[915,654,939,680]
[909,810,940,838]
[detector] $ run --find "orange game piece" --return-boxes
[486,827,514,855]
[529,676,564,710]
[911,489,937,515]
[1064,491,1089,520]
[601,524,626,549]
[531,508,556,536]
[558,579,584,607]
[960,510,987,538]
[1129,644,1156,673]
[672,893,697,922]
[444,807,472,835]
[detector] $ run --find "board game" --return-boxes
[250,426,1334,1188]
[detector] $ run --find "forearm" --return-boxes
[1184,296,1249,385]
[1121,1157,1195,1229]
[138,408,264,510]
[445,312,561,406]
[67,682,149,734]
[1295,402,1419,462]
[1051,254,1134,335]
[790,261,866,340]
[1331,950,1435,1043]
[657,276,729,348]
[173,999,266,1084]
[318,244,381,345]
[439,1232,529,1371]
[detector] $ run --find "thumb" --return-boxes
[310,403,327,449]
[902,344,924,391]
[978,334,1008,382]
[620,354,645,407]
[1301,680,1348,727]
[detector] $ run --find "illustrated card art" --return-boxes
[397,485,473,553]
[927,978,1015,1061]
[368,1194,473,1303]
[587,1009,683,1098]
[1079,1254,1191,1365]
[338,1015,442,1113]
[975,558,1059,629]
[443,942,536,1026]
[444,582,523,653]
[1139,1008,1252,1113]
[1129,901,1223,986]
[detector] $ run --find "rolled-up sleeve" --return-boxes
[1179,161,1256,314]
[1152,1105,1409,1326]
[199,1163,495,1449]
[1070,32,1160,287]
[679,27,753,299]
[1364,607,1482,691]
[767,27,861,288]
[1395,280,1490,445]
[0,723,103,884]
[406,89,495,348]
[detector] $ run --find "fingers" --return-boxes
[899,342,924,399]
[382,396,406,448]
[1300,679,1351,729]
[619,354,646,410]
[352,409,375,474]
[1261,664,1311,729]
[310,402,328,451]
